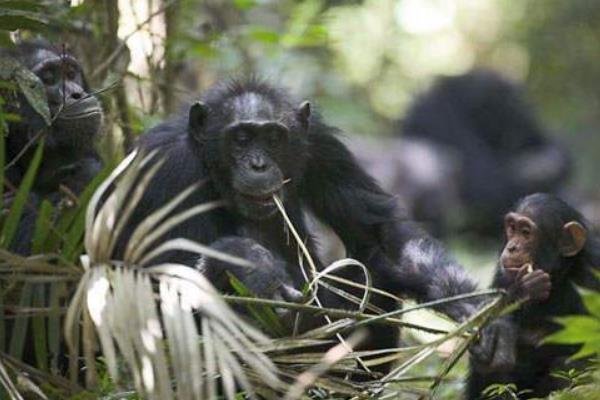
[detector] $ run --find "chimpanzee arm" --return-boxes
[301,129,481,321]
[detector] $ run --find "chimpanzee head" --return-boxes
[12,39,103,150]
[500,193,588,274]
[187,80,311,220]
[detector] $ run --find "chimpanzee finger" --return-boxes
[521,270,551,288]
[521,271,551,301]
[515,265,530,282]
[280,284,304,303]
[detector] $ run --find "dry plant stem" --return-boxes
[284,330,367,400]
[222,295,448,334]
[273,195,372,372]
[0,359,22,400]
[3,130,44,172]
[322,274,402,303]
[357,295,506,399]
[83,308,98,388]
[0,352,81,393]
[350,288,504,330]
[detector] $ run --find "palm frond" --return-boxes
[66,151,281,399]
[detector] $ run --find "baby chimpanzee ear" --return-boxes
[188,101,209,141]
[559,221,587,257]
[296,101,311,131]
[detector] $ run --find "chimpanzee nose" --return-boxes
[507,243,518,253]
[250,156,267,172]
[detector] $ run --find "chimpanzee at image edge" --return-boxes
[1,39,103,254]
[468,193,600,399]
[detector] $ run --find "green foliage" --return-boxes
[0,137,43,248]
[0,55,51,126]
[228,272,287,336]
[482,383,532,399]
[0,1,49,31]
[545,287,600,359]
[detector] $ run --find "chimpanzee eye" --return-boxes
[506,222,515,234]
[234,131,251,146]
[40,68,57,85]
[521,227,531,236]
[65,67,77,81]
[268,129,284,146]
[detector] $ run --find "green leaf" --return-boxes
[32,283,48,370]
[0,55,51,126]
[61,165,112,261]
[0,137,44,248]
[8,282,33,359]
[248,27,280,44]
[579,287,600,319]
[0,1,45,12]
[0,98,6,209]
[545,315,600,345]
[30,199,53,254]
[228,273,286,336]
[48,282,65,372]
[234,0,256,10]
[0,7,48,31]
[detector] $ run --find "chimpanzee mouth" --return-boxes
[502,260,534,271]
[239,191,280,206]
[57,109,102,120]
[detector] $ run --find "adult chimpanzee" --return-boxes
[468,193,600,399]
[400,69,571,236]
[1,39,103,253]
[125,79,539,372]
[3,39,103,195]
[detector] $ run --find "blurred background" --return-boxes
[5,0,598,276]
[4,0,597,184]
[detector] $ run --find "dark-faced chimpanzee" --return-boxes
[468,193,600,399]
[1,39,103,253]
[399,69,571,236]
[122,79,539,372]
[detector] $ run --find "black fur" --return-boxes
[122,79,485,372]
[468,194,600,399]
[400,69,571,235]
[2,39,103,254]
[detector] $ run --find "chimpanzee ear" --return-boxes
[188,101,209,141]
[559,221,587,257]
[296,101,311,131]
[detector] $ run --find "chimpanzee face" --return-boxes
[501,212,539,270]
[500,205,588,273]
[187,94,310,220]
[29,47,103,147]
[223,121,290,219]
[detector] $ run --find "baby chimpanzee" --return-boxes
[468,193,600,399]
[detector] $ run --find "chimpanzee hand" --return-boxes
[505,264,551,303]
[227,262,304,304]
[199,236,304,304]
[469,317,517,372]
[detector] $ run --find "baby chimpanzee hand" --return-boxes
[505,264,551,303]
[470,317,517,372]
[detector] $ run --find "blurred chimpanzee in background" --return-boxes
[401,69,572,235]
[348,69,572,238]
[468,193,600,399]
[0,39,103,254]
